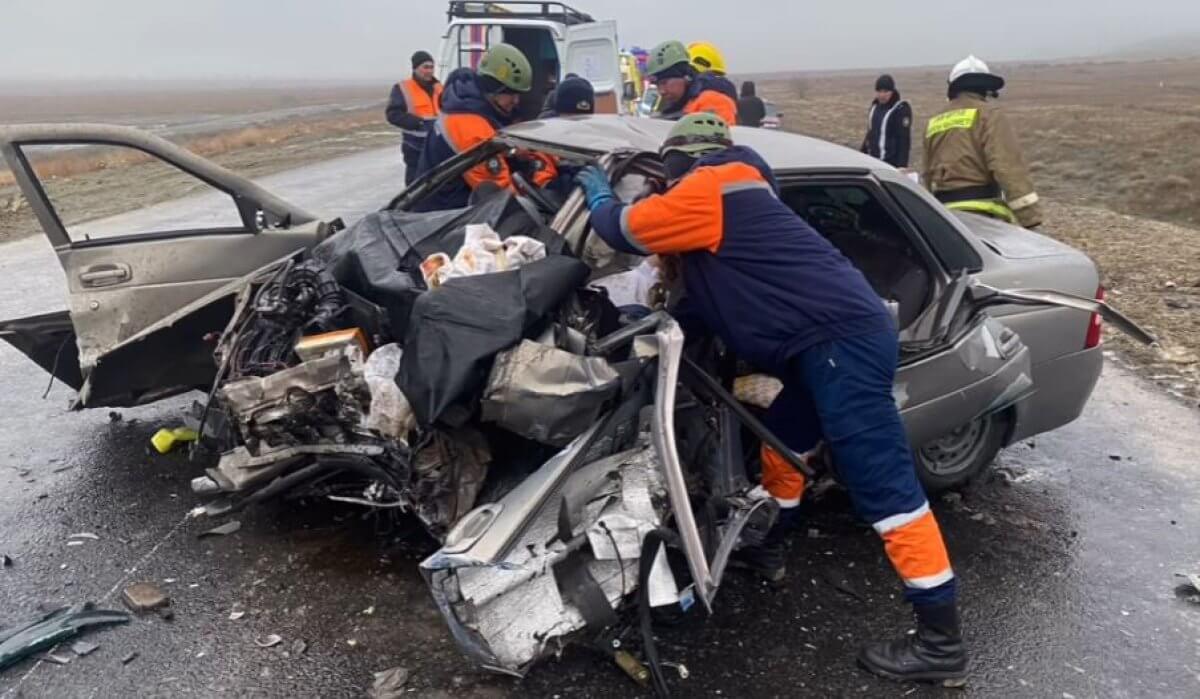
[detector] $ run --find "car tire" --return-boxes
[913,412,1010,493]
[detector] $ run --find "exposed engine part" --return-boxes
[220,348,371,453]
[224,260,347,380]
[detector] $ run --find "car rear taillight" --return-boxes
[1085,286,1105,349]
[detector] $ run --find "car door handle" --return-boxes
[79,264,131,288]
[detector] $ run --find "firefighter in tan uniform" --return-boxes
[922,56,1043,228]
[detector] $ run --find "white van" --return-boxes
[437,2,622,120]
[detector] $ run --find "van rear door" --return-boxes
[563,20,621,114]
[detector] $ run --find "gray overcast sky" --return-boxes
[4,0,1200,81]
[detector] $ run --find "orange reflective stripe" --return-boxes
[438,113,511,191]
[880,508,953,586]
[463,155,512,191]
[760,445,806,506]
[528,152,558,188]
[622,161,770,254]
[438,112,495,154]
[400,79,441,119]
[684,90,738,125]
[624,167,723,254]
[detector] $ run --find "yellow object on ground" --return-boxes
[151,427,199,454]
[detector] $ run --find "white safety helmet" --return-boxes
[948,54,1005,93]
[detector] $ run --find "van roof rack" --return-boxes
[446,2,595,26]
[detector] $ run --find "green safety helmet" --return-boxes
[478,43,533,93]
[646,40,692,78]
[660,113,733,156]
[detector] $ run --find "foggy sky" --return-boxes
[5,0,1200,82]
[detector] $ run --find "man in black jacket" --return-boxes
[738,81,766,128]
[861,74,912,168]
[386,50,443,185]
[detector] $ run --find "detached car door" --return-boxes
[563,20,622,114]
[0,124,324,407]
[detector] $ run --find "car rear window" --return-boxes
[884,182,983,273]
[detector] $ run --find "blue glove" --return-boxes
[575,165,615,211]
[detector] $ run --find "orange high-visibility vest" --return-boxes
[397,78,443,136]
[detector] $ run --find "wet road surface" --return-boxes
[2,151,1198,698]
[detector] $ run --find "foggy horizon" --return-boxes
[4,0,1200,85]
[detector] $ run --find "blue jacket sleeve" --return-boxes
[588,200,646,255]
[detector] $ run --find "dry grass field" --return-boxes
[756,58,1200,403]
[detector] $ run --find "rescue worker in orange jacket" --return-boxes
[575,114,967,685]
[414,44,556,211]
[646,40,738,125]
[386,51,443,185]
[923,55,1043,228]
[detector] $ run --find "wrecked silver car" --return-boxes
[0,120,1154,682]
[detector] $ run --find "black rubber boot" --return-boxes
[730,506,800,585]
[857,602,968,687]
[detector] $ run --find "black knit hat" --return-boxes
[412,50,435,69]
[875,74,896,91]
[554,75,595,115]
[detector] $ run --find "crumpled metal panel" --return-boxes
[481,340,621,446]
[422,443,666,674]
[220,348,363,417]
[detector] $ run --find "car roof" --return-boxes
[503,115,882,172]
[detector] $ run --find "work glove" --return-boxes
[575,165,614,211]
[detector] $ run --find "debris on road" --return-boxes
[367,666,410,698]
[38,651,72,665]
[121,582,170,612]
[150,427,199,454]
[68,532,100,541]
[198,520,242,538]
[120,651,138,665]
[254,634,283,648]
[229,610,246,621]
[70,641,100,657]
[0,603,130,671]
[291,639,308,656]
[1175,573,1200,605]
[2,554,12,567]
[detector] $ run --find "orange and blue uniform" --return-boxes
[660,73,740,125]
[588,145,956,606]
[416,68,513,210]
[415,68,557,210]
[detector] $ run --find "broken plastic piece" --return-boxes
[0,603,130,671]
[368,665,410,698]
[362,344,414,441]
[70,640,99,657]
[255,634,283,648]
[294,327,368,362]
[198,520,242,539]
[121,582,170,612]
[150,427,199,454]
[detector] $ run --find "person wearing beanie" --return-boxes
[644,40,738,124]
[737,80,766,128]
[539,74,595,118]
[414,43,558,211]
[861,74,912,168]
[386,50,444,185]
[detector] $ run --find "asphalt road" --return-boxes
[2,149,1198,698]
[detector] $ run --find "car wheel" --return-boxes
[914,412,1009,492]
